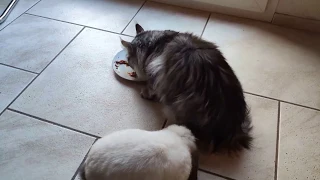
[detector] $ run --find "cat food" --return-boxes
[128,72,137,78]
[115,60,129,66]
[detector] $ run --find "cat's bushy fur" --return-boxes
[79,125,198,180]
[121,24,253,153]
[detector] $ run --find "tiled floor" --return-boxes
[0,0,319,180]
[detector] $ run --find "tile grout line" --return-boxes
[274,101,281,180]
[270,2,280,23]
[198,168,235,180]
[244,91,320,112]
[86,26,133,38]
[0,27,85,116]
[24,13,134,38]
[70,139,98,180]
[161,119,167,129]
[0,0,42,31]
[200,13,211,38]
[8,108,100,139]
[0,63,38,74]
[24,13,84,27]
[120,0,147,34]
[253,0,263,13]
[271,12,276,23]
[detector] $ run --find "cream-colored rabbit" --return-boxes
[79,125,198,180]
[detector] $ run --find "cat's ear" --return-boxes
[135,23,144,34]
[120,38,132,51]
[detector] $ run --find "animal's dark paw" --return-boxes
[140,88,157,101]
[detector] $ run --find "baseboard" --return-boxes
[272,13,320,33]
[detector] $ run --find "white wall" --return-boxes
[276,0,320,20]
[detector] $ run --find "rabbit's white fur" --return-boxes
[80,125,197,180]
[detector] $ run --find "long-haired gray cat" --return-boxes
[121,24,253,153]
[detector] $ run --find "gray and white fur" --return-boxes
[121,24,253,153]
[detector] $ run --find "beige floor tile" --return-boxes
[0,14,82,72]
[123,1,209,36]
[0,0,40,30]
[0,65,36,113]
[10,28,164,136]
[278,103,320,180]
[202,14,320,109]
[200,94,278,180]
[202,14,262,47]
[0,110,95,180]
[28,0,144,33]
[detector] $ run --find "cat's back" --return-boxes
[158,32,226,80]
[168,32,222,61]
[83,129,192,180]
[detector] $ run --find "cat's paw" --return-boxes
[140,88,157,101]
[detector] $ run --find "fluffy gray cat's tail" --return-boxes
[78,163,87,180]
[225,115,253,153]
